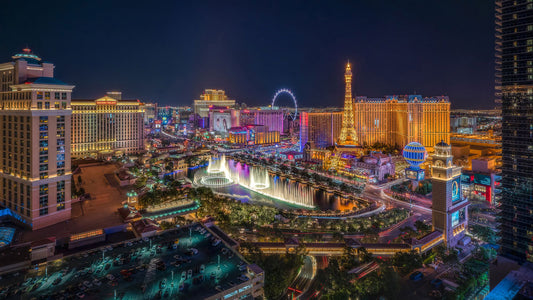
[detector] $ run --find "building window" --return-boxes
[37,102,42,109]
[37,92,43,100]
[45,102,50,109]
[528,47,533,53]
[39,208,48,216]
[45,92,50,100]
[61,92,67,100]
[528,25,533,31]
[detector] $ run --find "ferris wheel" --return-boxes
[271,89,297,120]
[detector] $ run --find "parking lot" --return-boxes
[0,224,250,299]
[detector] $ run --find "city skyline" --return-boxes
[0,1,494,109]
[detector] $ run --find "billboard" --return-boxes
[474,174,491,186]
[212,112,232,133]
[452,177,461,202]
[451,207,466,227]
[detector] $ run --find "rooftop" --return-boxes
[23,77,68,86]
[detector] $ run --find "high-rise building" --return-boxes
[143,102,157,124]
[300,96,450,153]
[193,89,235,118]
[299,112,343,150]
[71,94,145,158]
[495,0,533,262]
[240,108,284,133]
[0,49,73,229]
[354,95,450,152]
[431,141,469,248]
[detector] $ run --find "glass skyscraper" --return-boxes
[496,0,533,262]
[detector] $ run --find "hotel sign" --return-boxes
[96,99,117,105]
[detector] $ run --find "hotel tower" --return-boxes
[496,0,533,262]
[0,49,73,230]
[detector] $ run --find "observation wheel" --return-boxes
[272,89,297,120]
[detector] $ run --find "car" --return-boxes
[106,274,115,281]
[409,271,424,282]
[83,281,92,288]
[92,279,101,286]
[76,292,85,298]
[212,239,221,247]
[181,271,186,280]
[200,264,205,273]
[431,278,443,288]
[187,269,192,279]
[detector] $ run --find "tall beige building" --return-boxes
[354,95,450,152]
[0,49,73,230]
[300,96,450,153]
[71,92,145,158]
[193,89,235,118]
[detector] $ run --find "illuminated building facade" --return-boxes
[71,93,144,158]
[209,107,239,134]
[299,111,343,150]
[300,96,450,153]
[193,89,235,118]
[431,141,469,248]
[460,157,502,206]
[240,108,284,133]
[300,64,450,156]
[143,102,157,125]
[0,49,73,229]
[354,95,450,152]
[228,125,279,145]
[496,0,533,262]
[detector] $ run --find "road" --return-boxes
[282,256,317,299]
[363,183,432,215]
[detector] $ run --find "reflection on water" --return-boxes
[192,156,359,212]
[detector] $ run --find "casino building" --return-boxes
[71,92,145,158]
[301,96,450,153]
[0,49,73,229]
[193,89,235,118]
[301,63,450,155]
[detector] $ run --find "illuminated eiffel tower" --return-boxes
[338,62,358,145]
[326,62,362,171]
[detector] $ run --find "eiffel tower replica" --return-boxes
[326,62,363,171]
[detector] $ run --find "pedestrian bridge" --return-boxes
[251,230,444,256]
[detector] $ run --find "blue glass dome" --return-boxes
[402,142,427,168]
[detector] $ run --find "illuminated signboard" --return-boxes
[406,168,424,181]
[461,174,472,184]
[452,177,461,202]
[451,208,466,227]
[474,174,491,186]
[96,99,117,105]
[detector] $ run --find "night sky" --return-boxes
[0,0,494,109]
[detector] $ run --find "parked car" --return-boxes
[409,271,424,282]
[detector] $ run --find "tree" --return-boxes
[391,250,422,275]
[414,220,431,233]
[470,224,497,244]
